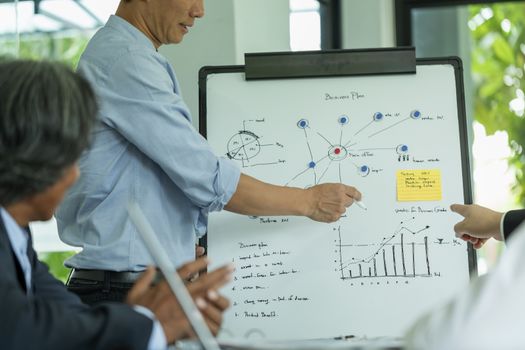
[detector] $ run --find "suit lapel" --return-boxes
[0,216,29,293]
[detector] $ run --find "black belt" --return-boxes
[70,269,144,284]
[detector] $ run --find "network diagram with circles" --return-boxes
[285,109,422,187]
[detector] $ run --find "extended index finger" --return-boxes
[450,203,468,217]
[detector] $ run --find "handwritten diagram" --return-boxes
[226,119,284,168]
[227,130,261,161]
[286,110,421,187]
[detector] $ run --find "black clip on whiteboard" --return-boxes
[244,47,416,80]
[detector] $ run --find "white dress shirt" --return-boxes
[405,220,525,349]
[1,208,32,294]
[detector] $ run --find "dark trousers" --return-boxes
[67,273,136,306]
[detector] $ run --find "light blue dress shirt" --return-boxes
[1,208,32,294]
[56,15,240,271]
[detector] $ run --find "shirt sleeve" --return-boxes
[501,209,525,241]
[94,50,240,212]
[133,305,168,350]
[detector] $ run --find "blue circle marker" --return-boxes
[359,165,370,177]
[396,144,409,155]
[297,119,309,129]
[410,110,422,119]
[338,115,349,125]
[373,112,384,121]
[308,161,316,169]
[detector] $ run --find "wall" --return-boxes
[233,0,290,64]
[341,0,395,49]
[160,0,290,129]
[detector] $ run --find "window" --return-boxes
[289,0,321,51]
[0,0,118,60]
[396,0,525,273]
[0,0,120,281]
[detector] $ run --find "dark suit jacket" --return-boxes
[503,209,525,240]
[0,216,153,350]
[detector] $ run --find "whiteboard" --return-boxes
[202,59,474,341]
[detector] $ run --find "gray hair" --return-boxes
[0,60,97,206]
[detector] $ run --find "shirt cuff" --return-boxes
[209,156,241,212]
[500,211,508,242]
[133,305,168,350]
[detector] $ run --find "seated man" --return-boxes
[0,59,231,350]
[404,204,525,349]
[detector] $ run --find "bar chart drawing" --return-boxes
[335,218,433,281]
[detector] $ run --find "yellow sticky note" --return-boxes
[397,169,442,202]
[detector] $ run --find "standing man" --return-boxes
[0,59,231,350]
[57,0,361,304]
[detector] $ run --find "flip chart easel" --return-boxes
[199,48,476,340]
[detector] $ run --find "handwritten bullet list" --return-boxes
[230,241,312,319]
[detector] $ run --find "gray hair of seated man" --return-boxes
[0,60,98,206]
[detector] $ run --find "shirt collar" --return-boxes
[1,208,32,294]
[0,208,29,259]
[105,15,157,51]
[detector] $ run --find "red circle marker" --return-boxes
[334,148,341,155]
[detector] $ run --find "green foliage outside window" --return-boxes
[470,4,525,206]
[38,251,76,284]
[0,32,89,67]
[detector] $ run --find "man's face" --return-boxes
[28,165,80,222]
[147,0,204,45]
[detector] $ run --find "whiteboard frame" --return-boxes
[198,54,477,278]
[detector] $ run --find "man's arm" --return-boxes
[0,280,153,350]
[127,258,233,342]
[0,237,153,350]
[97,53,360,223]
[450,204,503,249]
[97,51,240,215]
[450,204,525,247]
[502,209,525,240]
[1,256,231,350]
[226,173,361,223]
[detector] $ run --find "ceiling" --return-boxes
[0,0,119,35]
